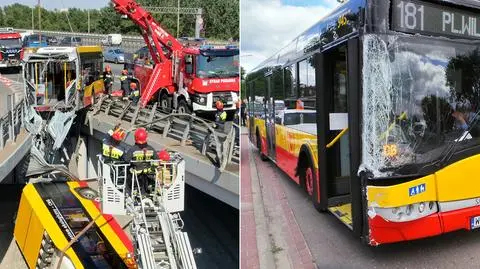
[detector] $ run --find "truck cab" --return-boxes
[182,45,240,115]
[0,29,23,71]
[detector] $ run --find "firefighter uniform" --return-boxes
[124,144,157,194]
[102,135,125,163]
[120,69,130,96]
[103,65,114,94]
[215,101,227,129]
[129,82,140,105]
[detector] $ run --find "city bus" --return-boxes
[246,0,480,245]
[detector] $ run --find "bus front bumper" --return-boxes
[368,203,480,245]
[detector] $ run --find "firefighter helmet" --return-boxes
[134,128,148,144]
[157,149,170,161]
[130,82,137,89]
[111,129,125,141]
[215,100,224,110]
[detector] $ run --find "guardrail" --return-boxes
[0,95,24,151]
[15,28,144,53]
[88,96,239,170]
[13,28,236,53]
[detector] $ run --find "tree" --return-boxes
[446,49,480,109]
[0,2,238,41]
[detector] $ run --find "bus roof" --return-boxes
[250,0,366,73]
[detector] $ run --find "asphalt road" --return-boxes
[252,148,480,269]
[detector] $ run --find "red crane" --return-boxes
[111,0,183,108]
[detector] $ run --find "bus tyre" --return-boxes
[310,162,324,212]
[177,99,191,114]
[256,131,268,161]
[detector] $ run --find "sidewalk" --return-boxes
[241,128,316,269]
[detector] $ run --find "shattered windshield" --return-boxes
[0,38,21,47]
[196,54,239,78]
[361,34,480,178]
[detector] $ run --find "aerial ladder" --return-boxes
[111,0,185,108]
[98,152,197,269]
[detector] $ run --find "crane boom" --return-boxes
[111,0,184,107]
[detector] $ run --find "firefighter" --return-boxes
[102,126,126,163]
[234,100,241,125]
[129,82,140,105]
[215,100,227,129]
[241,99,247,126]
[103,65,114,94]
[124,128,157,194]
[119,69,129,97]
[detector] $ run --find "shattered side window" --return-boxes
[360,34,480,178]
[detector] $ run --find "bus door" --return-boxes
[265,73,276,160]
[317,44,353,229]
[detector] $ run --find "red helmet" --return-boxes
[134,128,148,144]
[215,100,224,110]
[112,129,125,141]
[130,82,137,89]
[157,149,170,161]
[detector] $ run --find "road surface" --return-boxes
[243,129,480,269]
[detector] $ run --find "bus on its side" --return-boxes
[246,0,480,245]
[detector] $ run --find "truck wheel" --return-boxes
[177,100,191,114]
[159,92,171,111]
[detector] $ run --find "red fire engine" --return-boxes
[112,0,240,115]
[0,28,23,71]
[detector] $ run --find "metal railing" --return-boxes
[89,97,239,170]
[14,28,235,53]
[0,95,24,151]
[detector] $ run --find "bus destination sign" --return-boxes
[392,0,480,39]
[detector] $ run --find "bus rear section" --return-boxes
[14,182,134,269]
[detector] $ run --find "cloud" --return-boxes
[240,0,339,72]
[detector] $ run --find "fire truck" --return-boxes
[113,0,240,115]
[0,28,23,71]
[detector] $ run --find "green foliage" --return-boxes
[0,1,238,41]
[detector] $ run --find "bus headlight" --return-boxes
[371,201,438,222]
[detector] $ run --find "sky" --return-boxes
[241,0,340,73]
[0,0,110,10]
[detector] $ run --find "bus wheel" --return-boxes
[310,162,324,212]
[256,131,268,161]
[305,166,314,197]
[178,99,191,114]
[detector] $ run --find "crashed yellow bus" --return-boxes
[23,46,104,111]
[246,0,480,245]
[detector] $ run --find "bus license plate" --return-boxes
[470,216,480,229]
